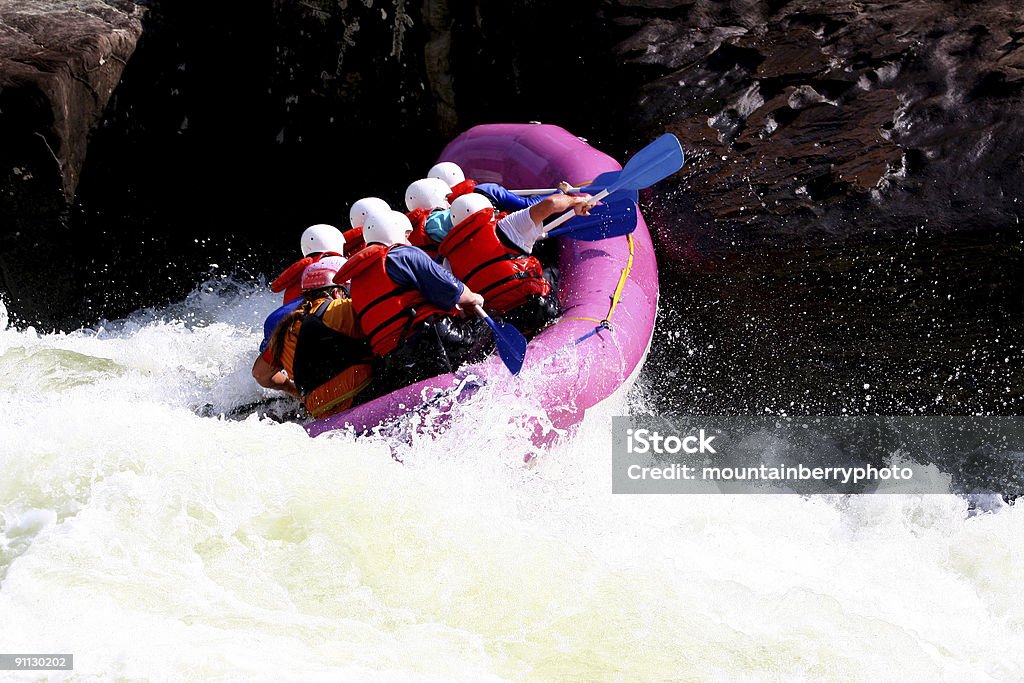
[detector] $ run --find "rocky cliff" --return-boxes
[610,0,1023,242]
[0,0,142,326]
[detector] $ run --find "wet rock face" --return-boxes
[610,0,1024,241]
[0,0,142,327]
[0,0,142,199]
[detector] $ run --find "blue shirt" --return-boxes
[424,209,454,243]
[385,245,465,310]
[260,296,302,352]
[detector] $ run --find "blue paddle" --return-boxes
[542,134,685,234]
[543,192,638,241]
[474,305,527,375]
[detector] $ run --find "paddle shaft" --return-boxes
[512,187,587,196]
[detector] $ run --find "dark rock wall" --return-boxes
[609,0,1024,242]
[603,0,1022,420]
[0,0,141,200]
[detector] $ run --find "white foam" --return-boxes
[0,280,1022,679]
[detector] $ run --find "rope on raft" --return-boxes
[556,232,636,346]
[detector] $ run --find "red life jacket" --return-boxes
[336,244,453,356]
[270,257,314,304]
[446,178,477,202]
[342,227,366,257]
[437,208,550,314]
[405,208,439,257]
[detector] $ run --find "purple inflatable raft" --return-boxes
[305,123,659,438]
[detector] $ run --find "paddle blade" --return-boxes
[606,133,685,194]
[581,170,619,193]
[545,193,638,241]
[486,317,527,375]
[580,171,638,203]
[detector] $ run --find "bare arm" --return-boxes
[251,354,299,398]
[527,193,593,224]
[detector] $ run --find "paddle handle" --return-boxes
[512,187,588,196]
[540,188,611,237]
[473,304,489,320]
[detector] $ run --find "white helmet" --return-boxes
[428,161,465,188]
[363,210,413,246]
[405,177,452,212]
[300,224,345,257]
[450,192,494,226]
[349,197,390,229]
[300,255,347,292]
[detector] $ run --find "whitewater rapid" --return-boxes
[1,282,1022,681]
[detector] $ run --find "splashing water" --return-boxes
[0,282,1022,680]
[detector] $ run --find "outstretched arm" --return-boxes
[494,192,595,254]
[527,193,593,224]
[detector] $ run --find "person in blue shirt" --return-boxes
[335,210,489,393]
